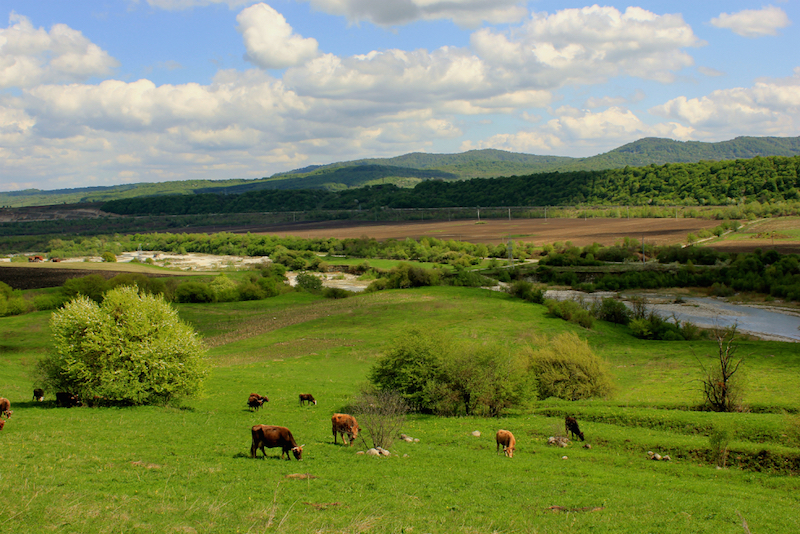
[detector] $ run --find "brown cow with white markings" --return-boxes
[250,425,303,460]
[331,413,359,446]
[299,393,316,406]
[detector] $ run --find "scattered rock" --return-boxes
[471,431,481,437]
[647,451,670,461]
[285,473,318,479]
[582,443,592,449]
[547,436,570,448]
[366,447,391,457]
[561,456,569,460]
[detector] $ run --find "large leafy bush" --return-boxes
[39,285,208,405]
[527,332,615,401]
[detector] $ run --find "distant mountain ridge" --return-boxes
[2,135,800,208]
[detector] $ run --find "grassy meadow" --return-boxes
[2,286,800,533]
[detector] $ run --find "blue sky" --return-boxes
[1,1,798,191]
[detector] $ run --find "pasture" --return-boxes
[1,287,800,533]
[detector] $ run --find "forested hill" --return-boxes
[102,155,800,216]
[3,135,800,208]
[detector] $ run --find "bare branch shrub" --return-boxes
[699,325,744,412]
[352,387,409,449]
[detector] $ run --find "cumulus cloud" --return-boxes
[0,12,118,89]
[471,6,702,85]
[463,107,694,155]
[651,69,800,137]
[237,3,319,69]
[710,6,790,38]
[303,0,527,27]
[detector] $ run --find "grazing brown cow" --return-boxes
[33,388,45,402]
[299,393,316,406]
[56,392,81,408]
[0,419,4,431]
[565,415,585,441]
[0,397,11,418]
[250,425,303,460]
[331,413,359,446]
[496,429,516,458]
[247,393,268,411]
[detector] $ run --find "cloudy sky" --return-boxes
[1,1,798,191]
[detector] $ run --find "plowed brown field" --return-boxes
[244,218,721,248]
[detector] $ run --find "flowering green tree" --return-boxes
[39,286,208,405]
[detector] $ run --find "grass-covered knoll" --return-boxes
[1,286,799,533]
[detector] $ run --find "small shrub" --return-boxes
[352,387,409,449]
[596,297,631,325]
[709,425,731,468]
[175,282,214,303]
[322,287,353,299]
[101,252,117,263]
[528,332,615,401]
[33,294,66,311]
[296,272,323,292]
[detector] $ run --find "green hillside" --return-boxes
[3,135,800,208]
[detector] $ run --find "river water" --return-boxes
[544,290,800,343]
[646,297,800,342]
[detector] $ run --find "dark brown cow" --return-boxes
[250,425,303,460]
[0,397,11,418]
[33,388,44,402]
[299,393,316,406]
[565,415,585,441]
[247,393,268,411]
[331,413,359,446]
[496,429,516,458]
[56,392,81,408]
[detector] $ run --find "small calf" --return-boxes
[496,429,516,458]
[248,393,268,411]
[0,397,11,418]
[33,388,45,402]
[299,393,316,406]
[565,415,584,441]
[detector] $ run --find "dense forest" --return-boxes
[101,155,800,216]
[3,135,800,208]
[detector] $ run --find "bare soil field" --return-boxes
[240,218,723,248]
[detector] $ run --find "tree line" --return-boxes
[100,155,800,216]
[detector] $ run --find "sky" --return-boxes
[1,1,798,192]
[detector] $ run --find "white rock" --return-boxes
[471,431,481,437]
[561,456,568,460]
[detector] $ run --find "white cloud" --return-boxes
[303,0,526,27]
[464,107,694,156]
[0,12,118,89]
[237,3,319,69]
[471,6,702,86]
[651,69,800,138]
[710,6,790,38]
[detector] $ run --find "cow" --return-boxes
[250,425,303,460]
[0,397,11,418]
[496,429,516,458]
[247,393,268,411]
[565,415,585,441]
[56,392,81,408]
[299,393,317,406]
[33,388,45,402]
[0,419,4,431]
[331,413,359,446]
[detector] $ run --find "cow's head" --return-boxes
[292,445,303,460]
[350,424,360,441]
[504,446,515,458]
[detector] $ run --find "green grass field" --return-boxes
[1,286,799,533]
